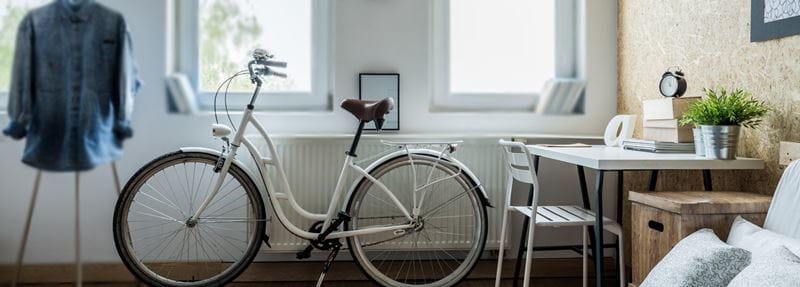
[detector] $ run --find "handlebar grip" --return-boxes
[270,71,288,78]
[263,60,287,68]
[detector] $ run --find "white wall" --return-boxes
[0,0,617,263]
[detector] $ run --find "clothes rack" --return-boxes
[11,162,122,287]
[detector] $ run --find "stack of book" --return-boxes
[622,139,695,153]
[641,97,699,143]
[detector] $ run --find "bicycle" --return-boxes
[112,49,491,287]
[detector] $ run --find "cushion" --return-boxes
[640,229,750,287]
[728,246,800,287]
[727,216,800,257]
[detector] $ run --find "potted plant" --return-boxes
[680,86,769,159]
[679,114,706,157]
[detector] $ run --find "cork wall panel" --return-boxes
[618,0,800,196]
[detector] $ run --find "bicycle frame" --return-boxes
[188,80,461,241]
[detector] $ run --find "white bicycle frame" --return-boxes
[188,97,468,242]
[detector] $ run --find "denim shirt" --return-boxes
[3,0,141,171]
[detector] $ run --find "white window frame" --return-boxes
[176,0,332,111]
[430,0,579,111]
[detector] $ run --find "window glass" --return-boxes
[449,0,555,94]
[198,0,312,93]
[0,0,49,93]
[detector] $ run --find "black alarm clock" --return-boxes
[659,68,687,97]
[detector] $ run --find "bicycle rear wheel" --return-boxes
[345,154,488,287]
[113,151,265,287]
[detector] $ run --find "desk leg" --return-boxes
[616,171,624,286]
[594,171,606,287]
[648,170,658,191]
[578,166,597,258]
[512,156,539,287]
[703,170,713,191]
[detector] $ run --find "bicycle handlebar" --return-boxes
[262,60,287,68]
[248,49,288,83]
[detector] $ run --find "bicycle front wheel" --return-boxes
[113,151,266,287]
[345,154,488,287]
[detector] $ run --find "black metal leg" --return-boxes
[594,171,606,287]
[616,171,623,224]
[577,166,597,258]
[703,170,713,191]
[615,171,624,286]
[648,170,659,191]
[512,156,540,287]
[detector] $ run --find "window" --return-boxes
[0,0,49,110]
[178,0,331,111]
[431,0,577,111]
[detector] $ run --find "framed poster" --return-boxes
[359,73,399,131]
[751,0,800,42]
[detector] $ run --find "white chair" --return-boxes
[495,140,625,287]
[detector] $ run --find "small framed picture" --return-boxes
[359,73,399,131]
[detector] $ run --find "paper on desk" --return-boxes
[537,143,592,148]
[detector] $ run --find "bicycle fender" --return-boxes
[341,148,493,212]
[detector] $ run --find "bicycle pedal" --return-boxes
[296,245,314,260]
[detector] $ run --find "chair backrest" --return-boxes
[764,160,800,239]
[498,140,540,205]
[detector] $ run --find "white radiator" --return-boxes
[248,136,507,252]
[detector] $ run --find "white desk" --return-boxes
[527,145,764,171]
[512,145,764,287]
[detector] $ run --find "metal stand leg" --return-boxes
[702,170,712,191]
[647,170,658,191]
[512,156,539,287]
[594,171,606,287]
[111,162,121,195]
[75,172,82,287]
[11,171,42,287]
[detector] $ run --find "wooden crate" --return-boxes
[629,191,772,285]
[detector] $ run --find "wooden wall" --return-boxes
[617,0,800,266]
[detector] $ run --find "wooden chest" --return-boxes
[629,191,772,285]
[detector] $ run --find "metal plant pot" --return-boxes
[693,127,705,157]
[701,125,741,160]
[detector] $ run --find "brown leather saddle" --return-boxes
[340,97,395,129]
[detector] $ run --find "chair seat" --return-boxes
[511,205,616,227]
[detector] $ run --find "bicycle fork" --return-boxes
[189,103,254,224]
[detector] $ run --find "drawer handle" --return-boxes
[648,220,664,232]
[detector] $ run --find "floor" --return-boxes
[5,258,620,287]
[12,279,615,286]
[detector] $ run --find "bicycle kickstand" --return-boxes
[315,243,341,287]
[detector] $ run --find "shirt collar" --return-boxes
[58,0,95,23]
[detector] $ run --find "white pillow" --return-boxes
[640,229,750,287]
[727,216,800,258]
[728,246,800,287]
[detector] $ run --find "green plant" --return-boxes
[679,86,770,128]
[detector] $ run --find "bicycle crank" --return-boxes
[296,212,350,260]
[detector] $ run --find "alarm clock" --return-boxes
[659,68,687,97]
